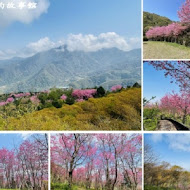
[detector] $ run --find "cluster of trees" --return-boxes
[51,133,142,190]
[0,86,106,111]
[0,87,141,131]
[144,144,190,190]
[145,0,190,46]
[0,134,48,190]
[0,84,139,119]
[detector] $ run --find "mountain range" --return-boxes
[0,46,141,93]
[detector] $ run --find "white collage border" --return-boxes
[1,0,190,189]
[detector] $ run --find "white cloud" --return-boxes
[66,32,131,52]
[150,134,163,143]
[19,133,32,140]
[0,0,50,27]
[0,32,141,60]
[0,49,17,59]
[151,134,190,152]
[166,134,190,152]
[128,37,141,50]
[26,37,57,53]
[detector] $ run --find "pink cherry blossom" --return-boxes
[111,85,122,92]
[72,89,97,100]
[60,94,67,100]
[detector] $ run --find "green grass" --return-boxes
[51,183,96,190]
[145,186,178,190]
[143,41,190,59]
[143,119,158,130]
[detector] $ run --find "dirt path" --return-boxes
[156,120,177,131]
[143,41,190,59]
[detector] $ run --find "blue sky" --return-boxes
[0,0,141,59]
[0,133,33,149]
[145,134,190,170]
[144,62,180,102]
[0,133,42,150]
[144,0,185,21]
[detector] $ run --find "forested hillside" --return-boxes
[0,47,141,93]
[0,85,141,130]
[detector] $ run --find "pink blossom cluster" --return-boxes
[111,85,122,92]
[42,90,50,93]
[72,89,97,99]
[30,96,40,105]
[146,23,188,39]
[178,0,190,23]
[0,97,14,107]
[160,92,190,116]
[76,98,84,102]
[11,92,31,98]
[60,94,67,100]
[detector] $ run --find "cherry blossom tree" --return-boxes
[0,134,48,190]
[51,134,93,188]
[111,85,122,92]
[146,23,187,41]
[72,89,97,101]
[178,0,190,23]
[160,92,190,124]
[51,133,142,190]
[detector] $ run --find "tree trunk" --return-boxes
[68,170,73,189]
[182,109,187,124]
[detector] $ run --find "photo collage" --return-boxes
[0,0,189,189]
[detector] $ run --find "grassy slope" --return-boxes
[0,88,141,131]
[143,41,190,59]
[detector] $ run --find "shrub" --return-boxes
[185,37,190,46]
[65,97,75,105]
[52,100,63,108]
[96,86,106,97]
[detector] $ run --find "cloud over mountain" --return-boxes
[0,32,141,60]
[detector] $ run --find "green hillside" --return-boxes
[0,88,141,131]
[143,11,173,36]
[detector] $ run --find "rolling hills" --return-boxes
[0,87,141,131]
[0,46,141,94]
